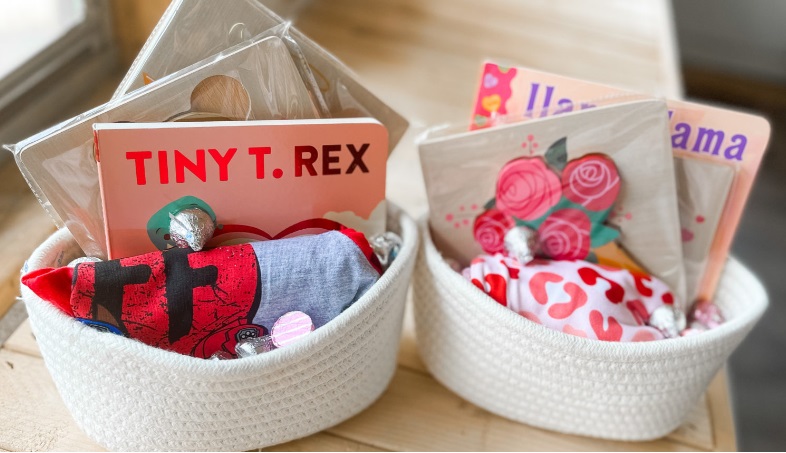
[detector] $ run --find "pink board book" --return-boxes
[470,61,770,302]
[94,119,388,259]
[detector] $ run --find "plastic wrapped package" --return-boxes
[112,0,409,152]
[10,34,318,258]
[418,99,688,308]
[260,0,313,19]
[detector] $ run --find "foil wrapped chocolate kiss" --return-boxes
[370,232,403,270]
[504,226,540,265]
[169,208,216,251]
[649,305,687,339]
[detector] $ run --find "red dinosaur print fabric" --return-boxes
[463,254,675,341]
[22,228,382,358]
[26,245,261,358]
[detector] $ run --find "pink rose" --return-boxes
[537,208,591,260]
[473,209,515,254]
[562,154,621,211]
[496,157,561,221]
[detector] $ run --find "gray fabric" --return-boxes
[251,231,379,330]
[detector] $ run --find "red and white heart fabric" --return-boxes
[462,254,677,342]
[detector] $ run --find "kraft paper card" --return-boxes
[420,100,688,306]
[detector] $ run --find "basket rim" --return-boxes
[21,201,419,376]
[417,215,768,361]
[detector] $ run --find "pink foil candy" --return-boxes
[444,258,463,273]
[209,350,233,360]
[692,300,724,329]
[271,311,315,348]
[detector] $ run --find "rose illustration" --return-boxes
[562,154,621,211]
[537,208,591,260]
[473,209,515,254]
[496,157,561,221]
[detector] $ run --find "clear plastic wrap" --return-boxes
[112,0,409,152]
[10,34,318,258]
[674,156,734,302]
[418,99,689,308]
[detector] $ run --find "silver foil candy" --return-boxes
[370,232,403,270]
[208,351,233,361]
[169,208,216,251]
[234,335,276,358]
[649,305,687,339]
[503,226,540,265]
[67,256,102,267]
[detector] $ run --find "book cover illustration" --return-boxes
[420,100,687,305]
[94,118,387,259]
[471,62,770,301]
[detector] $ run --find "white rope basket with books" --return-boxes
[412,220,767,441]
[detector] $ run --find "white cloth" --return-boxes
[413,218,767,441]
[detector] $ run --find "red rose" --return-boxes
[496,157,561,221]
[562,154,621,211]
[473,209,514,254]
[537,208,591,260]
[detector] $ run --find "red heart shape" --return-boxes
[578,266,625,303]
[212,218,344,242]
[547,282,588,320]
[590,310,623,341]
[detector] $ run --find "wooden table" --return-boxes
[0,0,737,450]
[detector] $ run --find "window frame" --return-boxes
[0,0,116,146]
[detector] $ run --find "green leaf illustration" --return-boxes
[514,217,540,231]
[586,251,598,263]
[483,198,496,210]
[545,137,568,172]
[585,207,613,225]
[590,224,621,249]
[474,115,488,128]
[516,196,573,231]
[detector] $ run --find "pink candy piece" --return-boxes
[271,311,315,348]
[692,300,724,329]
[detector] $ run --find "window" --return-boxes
[0,0,115,146]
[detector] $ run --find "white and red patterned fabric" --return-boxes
[462,254,677,342]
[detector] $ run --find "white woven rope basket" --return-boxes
[21,203,418,452]
[413,219,767,441]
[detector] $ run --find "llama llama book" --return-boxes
[94,119,387,259]
[470,61,770,302]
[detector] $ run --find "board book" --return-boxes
[94,118,387,259]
